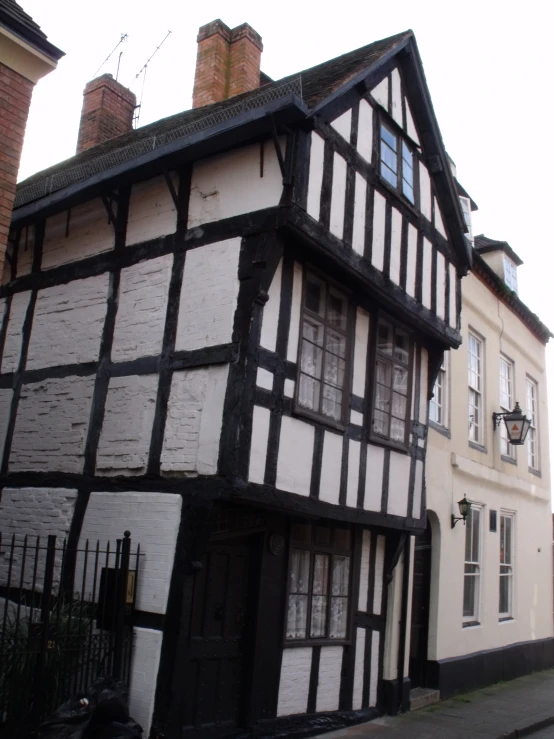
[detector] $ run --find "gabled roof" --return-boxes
[474,234,523,266]
[0,0,64,61]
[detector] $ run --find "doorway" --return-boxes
[408,521,432,688]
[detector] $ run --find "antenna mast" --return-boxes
[133,30,172,127]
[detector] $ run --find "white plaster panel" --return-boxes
[330,153,347,240]
[175,239,240,351]
[277,647,312,716]
[319,431,342,504]
[161,365,228,475]
[112,255,172,362]
[188,141,282,228]
[389,207,402,286]
[346,439,361,509]
[369,631,380,707]
[284,379,295,398]
[286,262,303,363]
[330,109,352,141]
[126,175,177,246]
[248,405,271,484]
[256,367,273,390]
[27,274,109,370]
[422,238,432,309]
[352,628,366,710]
[0,388,12,461]
[307,133,325,221]
[352,308,369,397]
[372,190,386,272]
[129,628,163,737]
[433,197,447,239]
[371,78,389,109]
[387,451,410,518]
[42,199,114,270]
[1,290,31,373]
[316,646,343,712]
[352,173,366,255]
[358,529,371,611]
[419,162,432,221]
[419,348,429,424]
[10,375,95,473]
[406,224,418,298]
[357,99,373,163]
[412,459,423,519]
[260,258,282,352]
[405,101,420,144]
[17,225,35,276]
[96,375,158,476]
[373,535,386,615]
[350,409,364,426]
[276,416,314,496]
[449,263,457,328]
[364,444,384,511]
[436,251,446,320]
[79,491,181,614]
[391,68,402,125]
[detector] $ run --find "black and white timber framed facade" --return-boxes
[0,29,472,737]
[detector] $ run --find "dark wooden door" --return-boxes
[182,539,254,736]
[409,523,432,688]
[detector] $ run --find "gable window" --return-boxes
[499,356,515,460]
[463,504,482,625]
[372,318,412,444]
[429,355,448,428]
[526,377,538,470]
[286,522,352,642]
[499,512,514,619]
[379,123,415,204]
[468,332,483,445]
[297,272,349,423]
[503,255,518,293]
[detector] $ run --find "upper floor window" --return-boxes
[297,272,349,423]
[526,377,538,470]
[379,123,415,204]
[503,255,518,293]
[463,504,482,625]
[372,318,412,445]
[429,355,447,428]
[499,512,515,619]
[499,356,515,460]
[468,332,484,444]
[459,196,473,243]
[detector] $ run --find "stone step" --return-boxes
[410,687,440,711]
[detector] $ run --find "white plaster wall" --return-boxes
[418,348,429,425]
[260,259,282,352]
[352,173,366,255]
[405,101,420,144]
[422,238,432,310]
[318,430,342,504]
[284,379,295,398]
[371,78,388,109]
[277,647,312,716]
[436,251,446,320]
[330,109,351,141]
[449,264,457,328]
[42,199,114,270]
[369,631,380,706]
[382,554,403,680]
[286,262,303,363]
[329,153,347,240]
[391,68,402,125]
[1,290,31,373]
[10,375,95,473]
[96,375,158,476]
[129,628,163,736]
[256,367,273,391]
[0,389,12,460]
[316,646,343,712]
[161,365,228,475]
[434,197,447,239]
[126,175,177,246]
[372,190,386,272]
[307,133,325,221]
[364,444,384,511]
[188,141,283,228]
[357,99,373,163]
[352,627,366,710]
[17,225,35,276]
[419,163,432,222]
[387,451,410,517]
[112,255,172,362]
[412,460,423,519]
[248,405,270,484]
[389,207,402,285]
[276,416,314,496]
[406,224,418,298]
[27,274,109,369]
[373,535,385,614]
[350,410,363,426]
[346,439,361,509]
[175,239,240,351]
[358,530,371,611]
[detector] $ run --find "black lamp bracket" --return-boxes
[451,514,466,529]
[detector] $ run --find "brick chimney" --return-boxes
[76,74,136,154]
[192,20,263,108]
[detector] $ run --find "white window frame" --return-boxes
[526,377,539,470]
[459,196,473,243]
[463,504,483,625]
[429,354,448,428]
[503,255,518,293]
[499,355,516,460]
[468,332,484,445]
[499,511,515,620]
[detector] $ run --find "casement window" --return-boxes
[463,504,482,624]
[297,272,349,423]
[459,196,473,243]
[371,318,412,444]
[499,512,515,619]
[499,356,516,460]
[429,355,447,427]
[379,122,415,204]
[468,332,483,444]
[526,378,538,470]
[286,522,352,642]
[504,255,518,293]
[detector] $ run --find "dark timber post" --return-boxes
[113,530,131,680]
[30,534,56,726]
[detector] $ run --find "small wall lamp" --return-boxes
[451,495,471,529]
[492,402,531,446]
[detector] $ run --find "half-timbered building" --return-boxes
[0,20,472,737]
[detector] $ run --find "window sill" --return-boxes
[468,440,487,454]
[501,454,517,466]
[293,404,346,434]
[499,617,514,623]
[283,638,351,649]
[428,420,450,439]
[462,621,481,629]
[369,433,410,455]
[529,467,542,478]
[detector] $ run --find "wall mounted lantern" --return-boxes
[492,402,531,446]
[451,495,471,529]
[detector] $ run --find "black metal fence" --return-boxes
[0,531,141,738]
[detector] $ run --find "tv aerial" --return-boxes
[93,33,128,81]
[133,30,172,127]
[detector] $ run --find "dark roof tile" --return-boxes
[0,0,64,60]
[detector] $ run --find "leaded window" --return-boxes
[372,318,411,444]
[379,123,415,204]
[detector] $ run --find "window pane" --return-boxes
[381,144,398,172]
[298,374,321,411]
[471,509,480,563]
[373,409,389,437]
[393,366,408,394]
[499,575,511,615]
[376,360,392,387]
[332,556,350,596]
[391,417,405,441]
[292,523,312,545]
[313,554,329,594]
[303,318,324,347]
[381,163,397,188]
[310,596,328,637]
[334,529,351,550]
[402,181,415,204]
[287,594,308,638]
[326,330,346,359]
[324,353,345,390]
[305,275,325,317]
[465,510,473,561]
[392,392,407,420]
[322,384,342,420]
[289,549,310,593]
[381,125,397,150]
[328,289,348,331]
[377,322,393,355]
[329,597,348,638]
[394,329,410,364]
[301,339,323,378]
[463,574,478,618]
[375,383,391,411]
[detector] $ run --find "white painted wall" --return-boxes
[405,101,420,144]
[248,405,270,484]
[364,445,384,511]
[0,388,12,460]
[276,415,314,496]
[329,153,347,240]
[387,451,410,517]
[371,78,388,109]
[433,197,447,239]
[406,224,418,298]
[330,110,351,141]
[346,439,361,509]
[421,238,432,310]
[352,627,366,710]
[1,290,31,373]
[352,173,366,255]
[390,68,402,126]
[126,175,177,246]
[129,628,163,736]
[316,646,343,712]
[286,261,303,363]
[260,258,282,352]
[436,251,446,320]
[419,163,432,222]
[389,207,402,285]
[307,133,325,221]
[277,647,312,716]
[372,190,386,272]
[318,431,342,504]
[357,99,373,163]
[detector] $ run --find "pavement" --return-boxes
[315,668,554,739]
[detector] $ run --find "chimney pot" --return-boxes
[76,74,136,154]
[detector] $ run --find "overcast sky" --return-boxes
[18,0,554,487]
